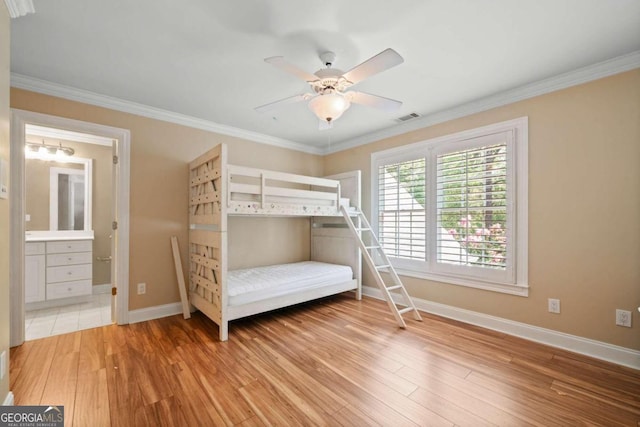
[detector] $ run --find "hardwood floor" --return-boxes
[10,294,640,426]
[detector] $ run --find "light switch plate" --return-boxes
[0,350,6,380]
[0,158,8,199]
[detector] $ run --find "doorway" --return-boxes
[9,110,130,347]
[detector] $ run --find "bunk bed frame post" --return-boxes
[188,143,229,341]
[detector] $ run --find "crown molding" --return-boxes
[10,74,322,155]
[4,0,34,18]
[11,50,639,156]
[327,50,640,154]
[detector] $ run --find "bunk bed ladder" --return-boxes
[340,206,422,328]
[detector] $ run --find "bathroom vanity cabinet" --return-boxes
[25,239,93,303]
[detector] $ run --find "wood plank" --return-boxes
[228,164,340,188]
[171,236,191,319]
[39,350,79,426]
[189,252,220,270]
[175,343,255,425]
[239,379,324,426]
[165,361,228,426]
[190,168,221,185]
[78,327,106,374]
[11,336,60,405]
[190,292,222,324]
[189,273,220,300]
[189,229,221,248]
[189,144,222,169]
[333,404,383,427]
[189,191,219,205]
[74,369,111,427]
[189,214,219,225]
[9,296,640,426]
[104,352,150,427]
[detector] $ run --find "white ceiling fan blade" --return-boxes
[265,56,319,83]
[342,48,404,86]
[255,94,313,113]
[347,91,403,112]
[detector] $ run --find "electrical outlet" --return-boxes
[616,309,632,327]
[0,350,6,380]
[548,298,560,314]
[137,282,146,295]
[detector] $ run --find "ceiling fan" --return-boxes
[256,48,404,129]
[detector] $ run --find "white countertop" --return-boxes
[25,231,94,242]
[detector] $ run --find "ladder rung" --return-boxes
[398,307,415,315]
[375,264,390,270]
[365,245,380,250]
[355,227,371,231]
[386,285,402,291]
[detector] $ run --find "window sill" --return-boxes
[394,268,529,297]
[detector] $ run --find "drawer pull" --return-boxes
[67,272,72,275]
[68,287,72,291]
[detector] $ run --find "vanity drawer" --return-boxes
[25,242,46,255]
[46,264,92,283]
[47,252,93,266]
[46,240,92,254]
[47,279,92,300]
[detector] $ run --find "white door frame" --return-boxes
[9,109,130,347]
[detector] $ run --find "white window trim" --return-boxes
[371,117,528,296]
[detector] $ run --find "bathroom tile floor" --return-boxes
[25,293,112,341]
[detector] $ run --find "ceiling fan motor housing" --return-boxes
[312,68,349,94]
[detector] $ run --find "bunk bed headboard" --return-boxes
[311,170,362,285]
[188,143,229,338]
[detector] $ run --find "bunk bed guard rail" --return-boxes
[227,165,345,214]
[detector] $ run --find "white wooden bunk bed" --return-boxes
[188,144,362,341]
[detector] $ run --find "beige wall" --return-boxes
[25,139,113,286]
[11,88,323,310]
[324,70,640,350]
[0,4,10,403]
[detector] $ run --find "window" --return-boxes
[372,118,528,295]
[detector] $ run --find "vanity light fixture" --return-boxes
[25,140,75,158]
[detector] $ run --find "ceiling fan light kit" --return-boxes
[257,48,405,129]
[308,91,351,123]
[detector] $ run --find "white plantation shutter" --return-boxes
[378,158,426,265]
[431,131,515,284]
[371,118,527,293]
[436,143,508,268]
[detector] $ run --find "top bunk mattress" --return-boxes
[228,261,354,306]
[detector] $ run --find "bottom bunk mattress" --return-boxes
[228,261,354,306]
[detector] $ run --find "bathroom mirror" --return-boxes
[25,153,93,238]
[50,166,89,230]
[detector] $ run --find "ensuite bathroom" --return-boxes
[23,125,114,340]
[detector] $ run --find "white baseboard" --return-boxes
[128,302,183,324]
[3,391,14,406]
[362,286,640,370]
[92,284,111,294]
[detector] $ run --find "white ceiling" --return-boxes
[9,0,640,153]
